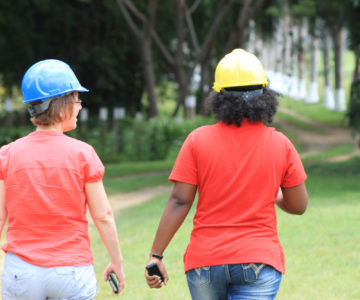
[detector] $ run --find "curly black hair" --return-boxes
[206,86,278,127]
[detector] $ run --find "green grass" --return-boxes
[102,160,172,194]
[276,168,360,299]
[278,96,348,127]
[91,194,195,300]
[104,173,170,194]
[301,144,355,163]
[104,160,173,179]
[89,158,360,300]
[275,111,326,134]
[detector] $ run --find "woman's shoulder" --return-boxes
[266,126,296,148]
[191,123,218,135]
[62,135,96,152]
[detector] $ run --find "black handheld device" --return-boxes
[146,262,164,282]
[108,273,119,294]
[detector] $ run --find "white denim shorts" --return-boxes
[1,252,98,300]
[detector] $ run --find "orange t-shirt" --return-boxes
[0,131,104,267]
[169,120,307,273]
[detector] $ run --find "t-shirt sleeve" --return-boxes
[84,146,105,183]
[281,138,307,188]
[169,132,198,185]
[0,145,9,180]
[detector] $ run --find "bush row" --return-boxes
[0,116,215,163]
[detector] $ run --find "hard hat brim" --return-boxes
[22,86,89,103]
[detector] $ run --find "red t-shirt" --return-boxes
[0,131,104,267]
[169,120,307,273]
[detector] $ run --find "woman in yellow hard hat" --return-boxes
[145,49,308,300]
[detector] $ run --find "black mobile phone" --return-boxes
[108,273,119,294]
[146,262,164,282]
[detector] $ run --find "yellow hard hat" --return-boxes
[212,49,268,92]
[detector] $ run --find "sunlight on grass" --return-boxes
[277,176,360,299]
[279,97,348,127]
[104,173,170,194]
[275,111,326,134]
[302,144,356,163]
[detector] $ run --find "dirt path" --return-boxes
[277,106,358,161]
[86,184,172,224]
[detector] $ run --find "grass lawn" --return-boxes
[276,168,360,299]
[90,158,360,300]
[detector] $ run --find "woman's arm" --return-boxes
[145,181,197,288]
[276,182,308,215]
[0,180,7,239]
[85,180,125,294]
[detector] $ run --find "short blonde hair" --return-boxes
[30,92,76,126]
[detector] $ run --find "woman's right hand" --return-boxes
[104,262,125,294]
[145,258,169,288]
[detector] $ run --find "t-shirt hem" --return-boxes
[184,258,285,274]
[168,176,198,186]
[281,175,307,188]
[4,249,94,268]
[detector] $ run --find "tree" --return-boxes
[115,0,159,117]
[316,0,350,111]
[322,25,335,109]
[347,1,360,134]
[115,0,271,118]
[0,0,145,115]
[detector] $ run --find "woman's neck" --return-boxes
[36,123,63,133]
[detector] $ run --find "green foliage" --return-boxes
[0,126,32,146]
[290,0,316,18]
[0,0,145,114]
[347,3,360,49]
[68,115,215,163]
[0,114,214,163]
[315,0,351,28]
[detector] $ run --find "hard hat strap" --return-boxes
[221,88,263,102]
[28,98,53,117]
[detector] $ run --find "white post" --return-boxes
[185,95,196,120]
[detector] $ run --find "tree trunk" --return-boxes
[115,0,158,118]
[289,21,299,99]
[172,0,188,118]
[224,0,268,53]
[332,26,346,111]
[353,44,360,81]
[322,26,335,110]
[297,18,307,100]
[141,39,158,117]
[306,30,319,104]
[247,19,256,53]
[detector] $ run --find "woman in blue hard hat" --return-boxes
[145,49,308,299]
[0,59,125,299]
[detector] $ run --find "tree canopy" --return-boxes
[0,0,145,115]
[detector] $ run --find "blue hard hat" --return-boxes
[21,59,89,103]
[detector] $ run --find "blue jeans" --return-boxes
[1,252,97,300]
[186,264,282,300]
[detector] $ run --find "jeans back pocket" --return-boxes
[243,263,265,283]
[186,266,210,286]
